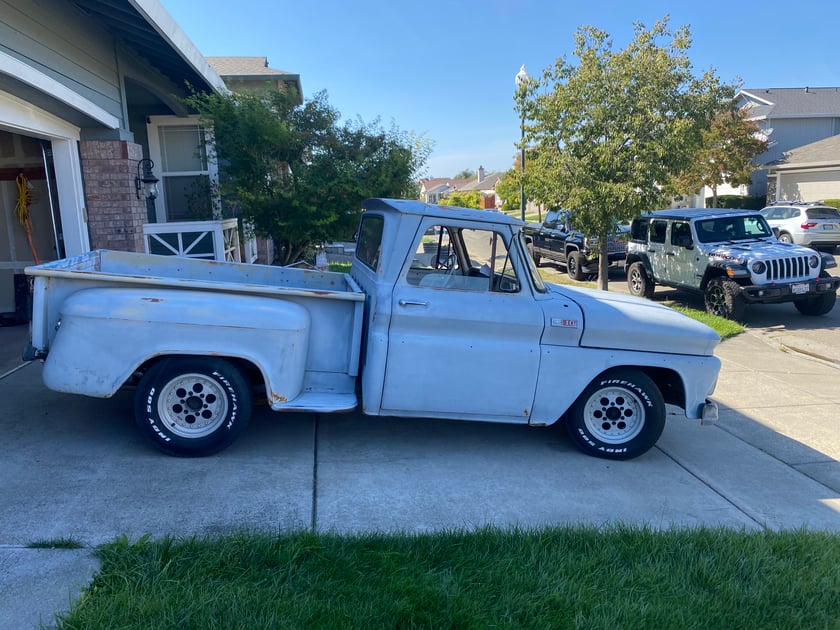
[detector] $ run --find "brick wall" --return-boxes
[79,140,147,252]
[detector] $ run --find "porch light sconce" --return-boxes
[135,158,160,200]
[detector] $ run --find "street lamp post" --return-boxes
[515,64,530,222]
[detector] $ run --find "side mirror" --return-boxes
[772,227,781,238]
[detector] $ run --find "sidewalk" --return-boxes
[2,308,839,628]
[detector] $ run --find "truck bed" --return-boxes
[26,250,366,379]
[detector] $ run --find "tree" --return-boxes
[675,105,768,207]
[494,169,521,211]
[522,17,732,289]
[440,190,482,209]
[454,169,475,179]
[186,88,432,264]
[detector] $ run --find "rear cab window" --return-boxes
[355,214,384,271]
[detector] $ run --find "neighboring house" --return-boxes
[420,166,502,208]
[457,166,503,209]
[0,1,299,321]
[731,87,840,198]
[764,134,840,202]
[206,56,301,99]
[419,177,471,204]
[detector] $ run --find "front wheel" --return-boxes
[626,262,654,299]
[134,357,252,456]
[567,251,585,281]
[565,369,665,460]
[704,277,746,321]
[778,232,793,243]
[794,275,836,315]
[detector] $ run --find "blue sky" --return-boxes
[161,0,839,178]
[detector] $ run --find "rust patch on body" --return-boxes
[272,392,288,403]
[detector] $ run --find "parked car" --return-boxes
[523,209,628,280]
[759,202,840,251]
[625,208,840,320]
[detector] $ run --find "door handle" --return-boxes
[399,299,428,307]
[666,252,675,257]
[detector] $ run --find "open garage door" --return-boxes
[0,129,64,325]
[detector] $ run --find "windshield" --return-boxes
[694,215,773,243]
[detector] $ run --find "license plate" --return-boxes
[823,223,838,230]
[791,282,809,295]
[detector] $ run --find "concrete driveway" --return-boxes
[2,272,839,628]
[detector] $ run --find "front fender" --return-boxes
[42,288,310,401]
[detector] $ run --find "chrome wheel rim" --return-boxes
[157,373,229,438]
[629,267,643,294]
[582,385,646,444]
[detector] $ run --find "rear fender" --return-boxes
[42,288,310,401]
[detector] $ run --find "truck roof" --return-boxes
[640,208,762,221]
[362,198,522,226]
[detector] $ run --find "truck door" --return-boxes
[382,223,543,422]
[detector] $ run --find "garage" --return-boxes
[0,129,65,323]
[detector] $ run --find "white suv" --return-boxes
[760,202,840,251]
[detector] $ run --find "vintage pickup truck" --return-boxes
[523,209,629,280]
[25,198,720,460]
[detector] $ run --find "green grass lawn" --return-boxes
[56,526,840,628]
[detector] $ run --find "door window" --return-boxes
[406,225,519,292]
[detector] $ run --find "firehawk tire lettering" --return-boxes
[565,368,665,461]
[133,357,252,457]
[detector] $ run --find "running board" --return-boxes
[270,392,358,413]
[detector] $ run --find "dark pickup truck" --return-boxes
[524,209,628,280]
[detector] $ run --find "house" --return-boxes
[420,166,503,208]
[732,87,840,199]
[206,56,301,99]
[764,134,840,202]
[419,177,471,204]
[0,0,299,321]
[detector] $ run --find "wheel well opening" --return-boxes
[641,366,685,408]
[582,366,685,410]
[132,355,266,393]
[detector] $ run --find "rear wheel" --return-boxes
[134,357,252,456]
[565,369,665,460]
[778,232,793,243]
[627,262,654,299]
[704,277,745,321]
[567,251,585,281]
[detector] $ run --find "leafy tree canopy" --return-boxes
[521,16,733,288]
[675,105,768,207]
[186,88,432,264]
[453,169,475,179]
[440,190,482,209]
[495,169,521,211]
